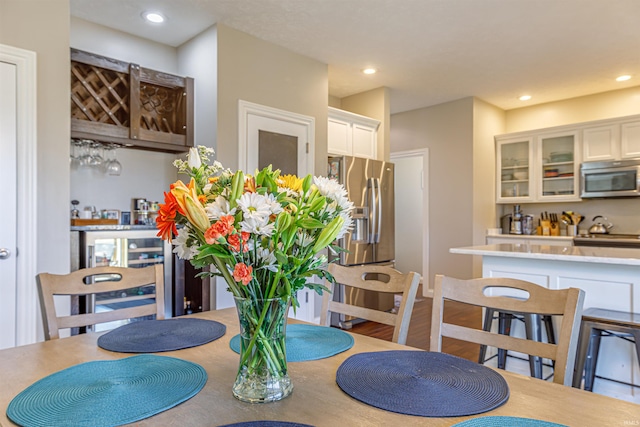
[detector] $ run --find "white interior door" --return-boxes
[391,149,430,296]
[0,60,18,349]
[232,101,318,322]
[238,100,314,177]
[0,44,38,348]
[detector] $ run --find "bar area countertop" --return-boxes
[450,243,640,401]
[70,224,158,231]
[451,243,640,266]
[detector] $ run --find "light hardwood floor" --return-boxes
[349,284,482,361]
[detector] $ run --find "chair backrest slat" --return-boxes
[320,264,420,345]
[37,265,165,340]
[430,274,584,386]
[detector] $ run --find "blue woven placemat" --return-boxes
[229,324,354,362]
[336,351,510,417]
[97,317,226,353]
[7,355,207,427]
[452,416,568,426]
[219,422,314,427]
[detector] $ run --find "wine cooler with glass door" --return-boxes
[71,228,173,332]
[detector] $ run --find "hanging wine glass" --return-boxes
[105,144,122,176]
[77,140,91,167]
[87,142,103,167]
[70,139,81,169]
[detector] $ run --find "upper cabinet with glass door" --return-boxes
[496,136,534,203]
[537,131,580,202]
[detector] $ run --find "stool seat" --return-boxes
[572,307,640,391]
[479,308,555,379]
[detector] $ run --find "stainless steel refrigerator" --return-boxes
[327,155,395,328]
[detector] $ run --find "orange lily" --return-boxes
[171,178,210,232]
[156,191,179,241]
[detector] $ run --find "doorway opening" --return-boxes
[390,149,429,296]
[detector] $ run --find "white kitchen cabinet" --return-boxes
[537,131,580,201]
[582,116,640,162]
[621,120,640,159]
[328,107,380,159]
[496,130,580,203]
[496,136,534,203]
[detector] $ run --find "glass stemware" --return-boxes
[87,143,103,166]
[105,145,122,176]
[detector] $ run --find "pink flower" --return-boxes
[205,215,235,244]
[228,232,250,253]
[233,263,253,285]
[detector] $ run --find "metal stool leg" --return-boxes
[573,320,592,388]
[584,327,603,392]
[497,312,514,369]
[543,315,556,370]
[524,314,543,379]
[478,308,495,364]
[631,330,640,368]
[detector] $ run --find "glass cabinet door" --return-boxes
[497,137,533,202]
[538,132,579,200]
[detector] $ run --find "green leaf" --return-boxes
[297,218,325,229]
[301,174,313,193]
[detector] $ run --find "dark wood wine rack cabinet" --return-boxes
[70,48,194,153]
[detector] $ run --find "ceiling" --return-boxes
[70,0,640,114]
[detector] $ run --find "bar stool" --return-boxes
[479,308,556,379]
[572,308,640,391]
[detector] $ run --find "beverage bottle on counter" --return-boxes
[511,204,522,235]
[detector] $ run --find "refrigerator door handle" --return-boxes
[374,178,382,244]
[367,177,376,244]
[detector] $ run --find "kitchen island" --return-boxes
[451,243,640,402]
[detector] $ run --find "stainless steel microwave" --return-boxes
[580,159,640,198]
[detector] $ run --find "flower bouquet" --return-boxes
[156,146,353,402]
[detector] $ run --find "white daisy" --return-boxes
[205,195,236,220]
[237,192,272,222]
[295,231,314,248]
[313,176,349,204]
[257,247,278,272]
[240,216,276,236]
[264,192,284,215]
[172,227,198,260]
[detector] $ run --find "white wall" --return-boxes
[1,0,71,341]
[506,86,640,133]
[215,24,329,174]
[473,99,506,274]
[178,25,218,152]
[391,97,475,285]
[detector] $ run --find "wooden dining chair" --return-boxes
[430,275,585,386]
[37,265,165,340]
[320,263,420,345]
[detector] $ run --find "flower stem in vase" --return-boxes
[232,295,292,403]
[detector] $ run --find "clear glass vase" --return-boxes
[232,296,292,403]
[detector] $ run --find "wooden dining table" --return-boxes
[1,308,638,426]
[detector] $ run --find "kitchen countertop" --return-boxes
[487,233,574,241]
[451,243,640,266]
[70,225,158,231]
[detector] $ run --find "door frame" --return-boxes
[238,100,315,175]
[0,44,38,345]
[390,149,430,297]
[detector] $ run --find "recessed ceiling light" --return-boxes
[616,75,631,82]
[519,95,532,101]
[142,11,165,23]
[362,68,377,75]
